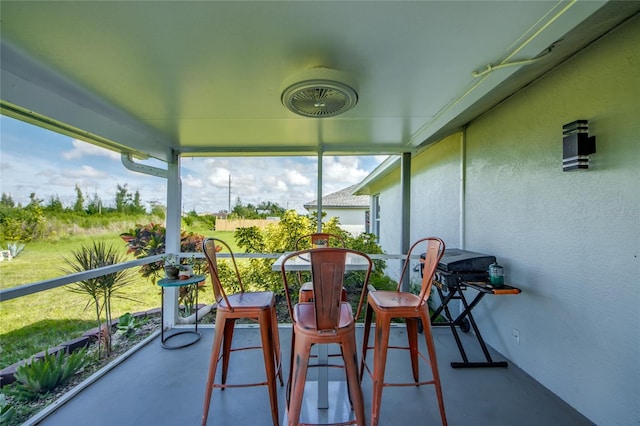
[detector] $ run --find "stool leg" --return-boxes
[221,318,236,387]
[406,317,420,382]
[259,309,279,426]
[420,309,447,426]
[202,311,226,426]
[286,328,296,408]
[343,331,366,426]
[270,303,284,385]
[359,302,374,382]
[371,314,391,426]
[287,331,310,426]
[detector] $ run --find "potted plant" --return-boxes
[179,264,193,280]
[163,257,180,280]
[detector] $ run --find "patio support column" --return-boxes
[460,127,467,250]
[400,152,411,292]
[163,150,181,330]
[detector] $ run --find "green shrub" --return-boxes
[10,349,88,401]
[120,223,206,284]
[115,313,139,337]
[0,393,16,423]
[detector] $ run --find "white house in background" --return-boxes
[304,184,370,236]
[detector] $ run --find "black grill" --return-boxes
[421,248,496,291]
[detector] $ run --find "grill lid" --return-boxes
[426,248,497,273]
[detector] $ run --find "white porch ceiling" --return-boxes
[1,1,638,162]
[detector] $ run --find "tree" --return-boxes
[46,195,64,212]
[64,242,134,357]
[27,193,42,208]
[132,190,145,214]
[73,185,85,213]
[0,193,15,208]
[256,201,285,217]
[229,200,286,219]
[115,184,131,213]
[232,211,387,295]
[86,192,103,215]
[149,201,165,219]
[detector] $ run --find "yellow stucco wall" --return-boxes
[373,12,639,425]
[461,15,639,425]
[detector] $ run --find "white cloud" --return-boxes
[62,165,107,179]
[285,169,310,186]
[62,139,120,160]
[275,180,288,191]
[321,157,371,194]
[183,174,204,188]
[206,168,232,188]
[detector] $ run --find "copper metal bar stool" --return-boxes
[201,238,283,426]
[360,237,448,426]
[281,248,372,426]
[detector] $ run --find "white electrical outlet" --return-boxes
[512,329,520,344]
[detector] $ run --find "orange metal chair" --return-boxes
[360,237,448,426]
[295,233,346,303]
[201,238,283,426]
[281,248,372,426]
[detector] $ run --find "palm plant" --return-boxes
[64,242,134,357]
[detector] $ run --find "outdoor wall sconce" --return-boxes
[562,120,596,171]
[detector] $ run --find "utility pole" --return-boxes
[228,175,231,216]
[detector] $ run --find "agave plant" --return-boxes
[64,242,135,357]
[6,242,25,258]
[0,393,16,423]
[11,349,88,401]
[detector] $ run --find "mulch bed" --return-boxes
[2,314,162,426]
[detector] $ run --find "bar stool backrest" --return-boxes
[397,237,446,307]
[281,247,372,329]
[202,237,244,310]
[310,248,348,331]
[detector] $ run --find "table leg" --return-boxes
[318,344,328,408]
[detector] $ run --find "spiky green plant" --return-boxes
[5,242,25,258]
[64,242,135,357]
[0,393,16,423]
[10,349,87,401]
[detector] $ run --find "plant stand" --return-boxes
[156,275,206,349]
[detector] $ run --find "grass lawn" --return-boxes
[0,229,236,369]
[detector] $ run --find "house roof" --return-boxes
[304,185,369,210]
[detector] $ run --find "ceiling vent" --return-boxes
[281,67,358,118]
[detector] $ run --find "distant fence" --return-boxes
[215,218,280,231]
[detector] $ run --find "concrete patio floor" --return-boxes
[33,325,594,426]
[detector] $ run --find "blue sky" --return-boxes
[0,115,386,214]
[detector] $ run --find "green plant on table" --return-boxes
[8,349,88,401]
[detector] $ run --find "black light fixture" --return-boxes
[562,120,596,171]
